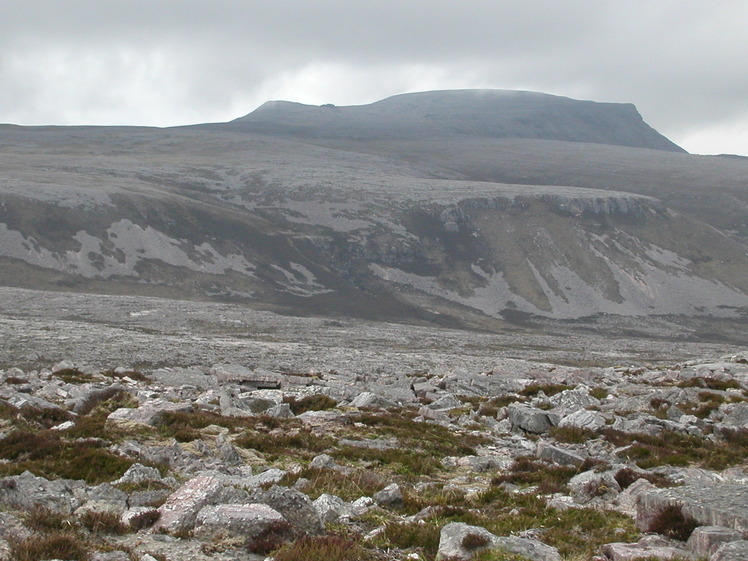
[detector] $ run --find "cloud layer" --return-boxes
[2,1,747,154]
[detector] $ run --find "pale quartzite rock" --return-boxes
[193,503,291,540]
[687,526,743,557]
[153,475,223,534]
[637,484,748,535]
[710,540,748,561]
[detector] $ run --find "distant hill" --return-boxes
[1,89,747,337]
[228,89,685,152]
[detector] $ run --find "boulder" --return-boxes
[436,522,496,561]
[313,493,350,524]
[687,526,743,557]
[558,409,605,431]
[637,484,748,535]
[507,405,559,434]
[193,503,291,541]
[350,391,397,409]
[711,540,748,561]
[153,475,223,534]
[0,471,84,513]
[107,399,192,428]
[373,483,404,509]
[436,522,562,561]
[568,469,621,503]
[249,485,323,536]
[536,442,586,466]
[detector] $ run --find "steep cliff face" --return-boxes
[0,91,747,329]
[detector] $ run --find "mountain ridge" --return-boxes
[228,89,685,152]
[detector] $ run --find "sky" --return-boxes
[2,1,748,155]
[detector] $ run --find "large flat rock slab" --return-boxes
[637,484,748,535]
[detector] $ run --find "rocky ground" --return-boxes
[1,333,748,560]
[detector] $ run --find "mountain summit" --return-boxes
[230,89,685,152]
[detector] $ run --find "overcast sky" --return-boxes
[2,1,747,155]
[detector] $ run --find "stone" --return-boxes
[549,386,601,415]
[309,454,338,470]
[637,484,748,535]
[435,522,561,561]
[711,540,748,560]
[113,463,163,486]
[249,485,323,535]
[507,405,559,434]
[493,536,562,561]
[436,522,496,561]
[193,503,291,540]
[428,394,463,411]
[153,475,223,534]
[602,540,693,560]
[568,469,621,503]
[536,442,586,466]
[350,391,397,409]
[0,471,84,513]
[107,399,192,427]
[373,483,404,508]
[313,493,350,524]
[90,552,132,561]
[687,526,743,557]
[265,403,294,418]
[558,409,606,431]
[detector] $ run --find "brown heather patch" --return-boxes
[677,377,742,391]
[10,531,90,561]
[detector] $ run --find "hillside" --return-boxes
[1,90,747,335]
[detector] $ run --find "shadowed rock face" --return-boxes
[1,90,747,330]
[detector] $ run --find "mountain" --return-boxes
[228,89,685,151]
[1,90,747,336]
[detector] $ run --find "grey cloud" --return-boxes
[1,0,747,154]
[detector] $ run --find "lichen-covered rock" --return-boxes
[436,522,496,561]
[313,493,350,524]
[0,471,84,513]
[249,485,323,536]
[558,409,605,431]
[435,522,561,561]
[153,475,223,534]
[193,503,291,541]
